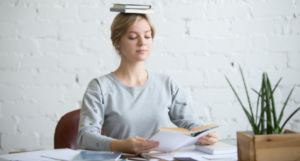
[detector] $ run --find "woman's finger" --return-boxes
[199,138,208,145]
[208,132,219,139]
[199,136,217,145]
[139,142,159,153]
[134,136,148,141]
[139,141,158,150]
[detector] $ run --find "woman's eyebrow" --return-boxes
[127,30,151,34]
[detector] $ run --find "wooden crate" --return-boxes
[237,130,300,161]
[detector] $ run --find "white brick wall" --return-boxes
[0,0,300,154]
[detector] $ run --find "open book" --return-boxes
[149,124,219,153]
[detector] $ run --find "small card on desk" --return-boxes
[73,151,122,161]
[174,157,198,161]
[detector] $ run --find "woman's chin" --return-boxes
[133,55,150,62]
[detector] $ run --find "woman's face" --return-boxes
[118,18,152,62]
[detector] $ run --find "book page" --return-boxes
[160,127,190,135]
[176,126,219,150]
[149,131,191,152]
[190,124,218,134]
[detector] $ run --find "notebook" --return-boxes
[195,139,237,155]
[73,151,122,161]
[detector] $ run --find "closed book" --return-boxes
[73,151,122,161]
[113,3,151,9]
[149,124,219,153]
[195,140,237,155]
[110,7,154,14]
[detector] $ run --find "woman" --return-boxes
[77,13,219,154]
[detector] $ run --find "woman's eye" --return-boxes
[145,36,151,39]
[129,37,136,40]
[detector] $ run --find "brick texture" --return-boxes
[0,0,299,153]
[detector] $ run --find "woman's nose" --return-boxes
[138,37,146,46]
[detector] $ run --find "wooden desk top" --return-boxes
[8,150,169,161]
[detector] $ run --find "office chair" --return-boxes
[54,109,81,149]
[54,108,105,149]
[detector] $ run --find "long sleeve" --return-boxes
[168,77,202,130]
[77,79,113,151]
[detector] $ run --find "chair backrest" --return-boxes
[54,109,81,149]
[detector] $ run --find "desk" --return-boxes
[5,149,169,161]
[2,145,237,161]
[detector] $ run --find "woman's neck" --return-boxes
[113,61,148,87]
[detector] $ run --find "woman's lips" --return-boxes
[136,50,147,53]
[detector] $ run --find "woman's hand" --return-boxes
[198,131,219,145]
[111,136,159,154]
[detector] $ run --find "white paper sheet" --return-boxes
[41,149,80,161]
[152,149,238,161]
[149,126,219,152]
[0,149,81,161]
[0,150,59,161]
[202,153,238,160]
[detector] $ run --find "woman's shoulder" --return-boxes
[86,72,114,92]
[150,72,183,94]
[150,71,171,81]
[150,71,179,85]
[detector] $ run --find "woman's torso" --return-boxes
[97,71,174,139]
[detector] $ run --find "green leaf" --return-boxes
[266,75,278,130]
[254,88,262,125]
[252,88,260,96]
[272,77,282,95]
[259,74,266,134]
[257,105,266,134]
[256,115,275,133]
[279,107,300,133]
[277,86,295,125]
[263,73,273,134]
[225,75,256,128]
[239,66,254,120]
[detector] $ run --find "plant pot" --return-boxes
[237,130,300,161]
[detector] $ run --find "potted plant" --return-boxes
[225,67,300,161]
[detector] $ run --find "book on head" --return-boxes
[148,124,219,153]
[195,138,237,155]
[110,8,154,14]
[110,3,154,14]
[73,151,122,161]
[113,3,151,9]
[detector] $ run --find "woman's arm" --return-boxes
[77,79,113,150]
[111,136,159,154]
[168,77,219,145]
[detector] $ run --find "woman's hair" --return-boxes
[110,13,155,55]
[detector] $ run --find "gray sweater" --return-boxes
[77,71,202,151]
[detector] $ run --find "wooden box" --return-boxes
[237,130,300,161]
